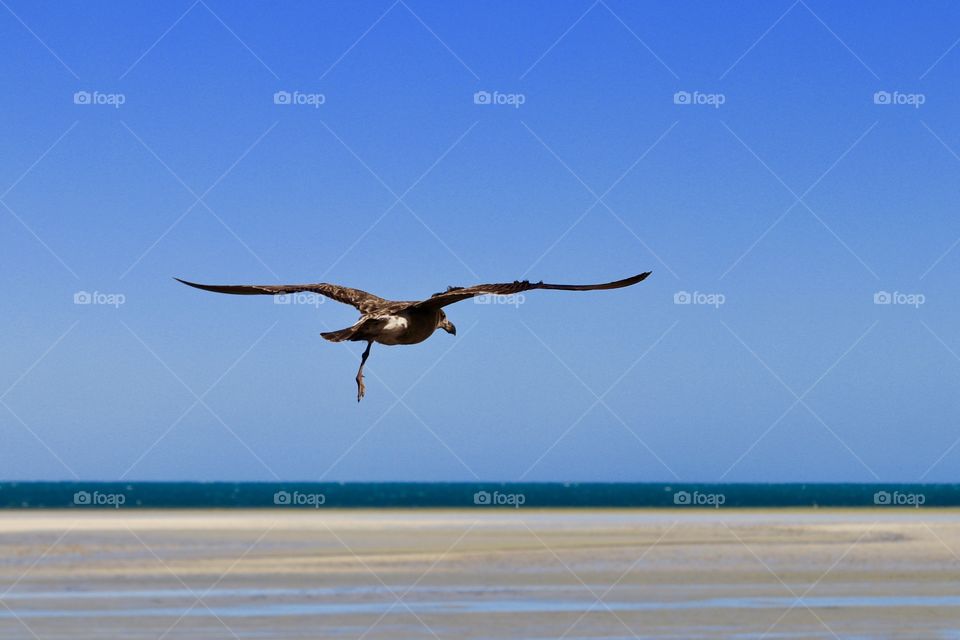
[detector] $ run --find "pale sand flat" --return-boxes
[0,509,958,639]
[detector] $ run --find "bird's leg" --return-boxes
[356,341,373,402]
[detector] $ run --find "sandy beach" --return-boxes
[0,510,958,639]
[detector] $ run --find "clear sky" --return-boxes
[2,1,959,482]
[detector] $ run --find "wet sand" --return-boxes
[0,509,958,639]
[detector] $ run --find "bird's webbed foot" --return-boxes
[356,373,366,402]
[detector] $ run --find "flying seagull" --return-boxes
[175,271,651,401]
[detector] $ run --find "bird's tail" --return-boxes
[320,326,359,342]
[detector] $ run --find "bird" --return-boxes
[175,271,651,401]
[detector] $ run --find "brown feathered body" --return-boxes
[321,307,446,345]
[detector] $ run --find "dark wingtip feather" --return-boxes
[174,277,215,292]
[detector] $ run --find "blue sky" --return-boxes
[2,1,959,482]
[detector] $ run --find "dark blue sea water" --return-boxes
[0,482,957,508]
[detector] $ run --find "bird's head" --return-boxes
[438,312,456,335]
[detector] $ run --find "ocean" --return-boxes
[0,481,956,508]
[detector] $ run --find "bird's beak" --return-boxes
[442,321,456,335]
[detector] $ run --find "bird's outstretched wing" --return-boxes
[175,278,387,314]
[411,271,651,310]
